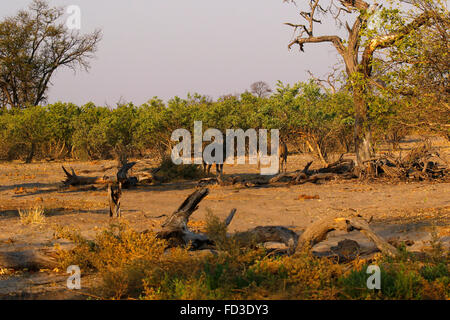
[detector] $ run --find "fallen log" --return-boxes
[62,166,111,186]
[297,217,349,249]
[269,159,356,185]
[293,172,337,185]
[297,215,398,257]
[197,177,221,187]
[270,161,312,184]
[269,171,302,184]
[156,188,299,251]
[196,175,260,188]
[318,158,354,174]
[345,217,398,257]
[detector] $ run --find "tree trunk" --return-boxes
[25,142,36,164]
[353,87,374,167]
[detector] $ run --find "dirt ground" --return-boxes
[0,137,449,299]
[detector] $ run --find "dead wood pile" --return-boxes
[0,187,405,270]
[269,157,356,185]
[362,143,448,180]
[61,162,163,187]
[156,188,398,259]
[197,143,448,188]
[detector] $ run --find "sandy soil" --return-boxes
[0,137,449,299]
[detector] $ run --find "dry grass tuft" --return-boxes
[18,206,46,225]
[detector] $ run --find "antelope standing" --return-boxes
[257,139,288,173]
[202,140,227,176]
[279,140,288,173]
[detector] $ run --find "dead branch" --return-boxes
[156,188,212,249]
[117,161,137,188]
[270,158,356,185]
[270,160,313,184]
[155,189,299,252]
[294,172,337,184]
[224,208,237,227]
[298,216,348,249]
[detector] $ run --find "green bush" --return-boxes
[0,81,404,163]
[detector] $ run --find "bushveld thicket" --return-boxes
[2,81,437,164]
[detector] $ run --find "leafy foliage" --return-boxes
[1,71,446,164]
[0,0,101,108]
[0,81,360,162]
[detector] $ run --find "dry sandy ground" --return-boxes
[0,138,449,299]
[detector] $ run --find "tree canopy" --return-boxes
[282,0,446,167]
[0,0,101,109]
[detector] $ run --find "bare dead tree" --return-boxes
[306,66,343,94]
[117,162,137,188]
[283,0,433,168]
[250,81,272,98]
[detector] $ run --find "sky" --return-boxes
[0,0,344,106]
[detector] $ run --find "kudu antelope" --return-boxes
[279,140,288,173]
[257,138,288,173]
[202,139,227,176]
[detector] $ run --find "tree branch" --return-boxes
[361,12,431,76]
[289,35,345,57]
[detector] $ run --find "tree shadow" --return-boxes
[0,182,61,193]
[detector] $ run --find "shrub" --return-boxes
[156,156,205,182]
[0,80,439,162]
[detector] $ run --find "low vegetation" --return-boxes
[56,217,449,300]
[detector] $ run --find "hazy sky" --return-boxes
[1,0,344,105]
